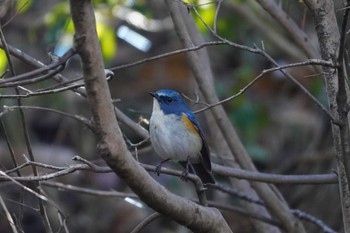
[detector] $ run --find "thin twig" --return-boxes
[257,47,340,125]
[0,24,54,233]
[207,200,282,228]
[209,182,337,233]
[194,58,337,113]
[213,164,337,185]
[42,181,139,199]
[111,41,228,71]
[130,212,162,233]
[291,209,338,233]
[0,48,76,87]
[5,154,66,175]
[207,183,263,204]
[0,64,66,88]
[0,194,19,233]
[190,5,337,125]
[0,105,94,131]
[0,82,85,99]
[0,170,48,202]
[254,0,319,59]
[57,211,70,233]
[213,0,224,33]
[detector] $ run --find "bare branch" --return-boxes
[255,0,320,59]
[0,48,76,87]
[291,209,338,233]
[0,23,54,233]
[0,83,85,98]
[0,194,19,233]
[0,105,94,131]
[0,170,48,202]
[111,40,228,71]
[42,181,139,199]
[212,164,337,185]
[130,212,162,233]
[195,58,337,117]
[257,47,340,125]
[191,6,337,125]
[0,64,65,88]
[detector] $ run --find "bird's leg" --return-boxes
[181,157,191,182]
[155,158,171,176]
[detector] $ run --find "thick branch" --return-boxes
[304,0,350,232]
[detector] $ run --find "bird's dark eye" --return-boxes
[166,97,173,103]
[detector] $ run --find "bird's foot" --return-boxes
[155,158,171,176]
[181,169,189,182]
[155,163,162,176]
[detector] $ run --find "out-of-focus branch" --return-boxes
[291,209,338,233]
[303,0,350,231]
[0,23,53,233]
[212,164,337,185]
[0,194,18,233]
[336,1,350,184]
[255,0,320,59]
[130,213,162,233]
[226,1,305,60]
[42,181,139,199]
[191,6,337,124]
[0,105,94,131]
[195,58,337,124]
[68,0,231,232]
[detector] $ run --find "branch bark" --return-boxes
[303,0,350,232]
[68,0,231,232]
[255,0,320,59]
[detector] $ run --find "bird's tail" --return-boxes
[180,162,215,184]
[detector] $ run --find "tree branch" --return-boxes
[255,0,320,59]
[303,1,350,231]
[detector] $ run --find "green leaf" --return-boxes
[0,49,8,76]
[96,22,117,62]
[16,0,33,13]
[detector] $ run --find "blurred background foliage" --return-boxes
[0,0,342,232]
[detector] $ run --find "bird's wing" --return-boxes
[181,112,212,171]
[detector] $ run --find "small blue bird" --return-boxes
[149,89,215,184]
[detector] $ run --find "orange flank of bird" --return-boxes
[181,113,200,137]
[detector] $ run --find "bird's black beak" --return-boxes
[149,92,157,98]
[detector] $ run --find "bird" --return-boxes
[149,89,215,184]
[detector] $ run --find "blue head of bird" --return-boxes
[150,89,190,116]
